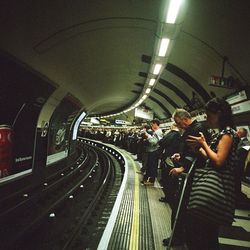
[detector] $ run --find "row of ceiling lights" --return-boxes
[100,0,184,119]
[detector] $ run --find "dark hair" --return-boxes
[205,97,234,129]
[151,119,160,126]
[144,124,151,130]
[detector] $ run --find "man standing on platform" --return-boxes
[143,119,163,185]
[236,127,250,207]
[237,128,250,149]
[158,124,181,203]
[162,109,210,247]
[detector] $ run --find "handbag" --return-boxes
[187,165,235,226]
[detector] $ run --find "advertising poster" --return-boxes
[46,95,81,166]
[0,53,55,178]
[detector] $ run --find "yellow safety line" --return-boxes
[127,153,140,250]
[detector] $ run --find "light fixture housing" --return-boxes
[158,38,170,57]
[149,79,156,86]
[166,0,182,24]
[153,64,162,75]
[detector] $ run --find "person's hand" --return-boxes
[169,167,184,176]
[186,132,206,148]
[171,153,180,161]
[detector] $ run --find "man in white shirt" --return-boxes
[143,119,163,185]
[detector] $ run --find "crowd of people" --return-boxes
[81,97,250,250]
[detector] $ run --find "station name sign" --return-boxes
[115,119,131,125]
[226,90,247,105]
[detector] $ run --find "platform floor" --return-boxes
[98,150,250,250]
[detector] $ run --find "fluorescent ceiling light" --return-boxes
[159,38,170,56]
[145,88,151,94]
[149,79,156,86]
[142,94,147,100]
[135,100,143,107]
[166,0,182,24]
[153,64,162,75]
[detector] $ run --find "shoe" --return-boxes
[162,237,183,246]
[159,197,168,203]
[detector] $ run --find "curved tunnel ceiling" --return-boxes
[0,0,249,119]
